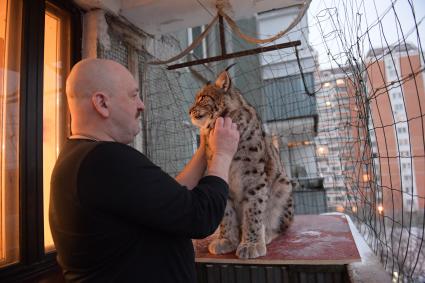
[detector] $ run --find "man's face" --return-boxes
[110,72,144,144]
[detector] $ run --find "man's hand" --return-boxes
[209,117,239,159]
[207,117,240,182]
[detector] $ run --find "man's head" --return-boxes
[66,58,144,144]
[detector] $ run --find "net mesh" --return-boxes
[101,0,424,280]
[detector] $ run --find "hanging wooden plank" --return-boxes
[167,40,301,70]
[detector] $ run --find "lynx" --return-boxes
[189,68,294,259]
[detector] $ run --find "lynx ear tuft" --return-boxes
[215,71,232,92]
[225,63,236,71]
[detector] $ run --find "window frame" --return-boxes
[0,0,81,281]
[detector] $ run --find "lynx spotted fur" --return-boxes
[189,69,294,259]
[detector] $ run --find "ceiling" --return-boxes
[74,0,304,34]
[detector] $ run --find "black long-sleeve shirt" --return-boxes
[49,139,228,283]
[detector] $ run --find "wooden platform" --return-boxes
[194,215,361,265]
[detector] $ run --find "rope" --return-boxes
[147,1,311,65]
[295,46,318,96]
[219,0,312,45]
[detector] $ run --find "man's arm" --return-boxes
[78,142,230,239]
[175,118,239,188]
[176,117,239,189]
[205,117,239,182]
[174,130,207,190]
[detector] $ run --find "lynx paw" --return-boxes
[265,231,279,245]
[208,238,238,255]
[236,241,266,259]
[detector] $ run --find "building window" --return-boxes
[43,2,71,252]
[336,79,345,86]
[394,104,404,111]
[397,127,407,134]
[402,163,411,170]
[188,25,207,59]
[392,92,402,99]
[0,0,81,280]
[400,151,410,157]
[0,0,22,267]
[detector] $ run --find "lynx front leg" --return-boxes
[208,200,239,255]
[236,192,268,259]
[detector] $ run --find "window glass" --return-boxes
[191,26,205,59]
[188,26,207,59]
[43,2,71,252]
[0,0,22,267]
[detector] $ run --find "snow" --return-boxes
[322,212,392,283]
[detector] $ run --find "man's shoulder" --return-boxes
[84,141,152,167]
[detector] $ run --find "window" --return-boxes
[402,163,411,170]
[392,92,402,99]
[400,151,410,157]
[0,0,22,267]
[397,127,407,134]
[0,0,80,280]
[43,2,71,252]
[263,73,315,121]
[188,25,207,59]
[336,79,345,86]
[394,104,404,111]
[320,167,328,172]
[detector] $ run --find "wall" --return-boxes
[87,10,202,177]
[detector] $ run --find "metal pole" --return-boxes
[167,40,301,70]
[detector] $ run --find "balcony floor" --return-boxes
[194,215,360,265]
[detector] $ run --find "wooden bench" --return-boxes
[194,215,361,283]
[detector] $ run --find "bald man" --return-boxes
[49,58,239,283]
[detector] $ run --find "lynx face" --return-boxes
[189,84,226,129]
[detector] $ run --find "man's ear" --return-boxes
[215,70,232,92]
[91,92,110,118]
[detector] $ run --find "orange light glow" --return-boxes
[362,174,370,182]
[0,0,22,267]
[336,205,345,213]
[336,79,345,86]
[317,146,328,156]
[377,205,384,214]
[43,5,70,252]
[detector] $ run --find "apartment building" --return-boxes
[315,68,356,210]
[367,43,425,218]
[257,6,319,181]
